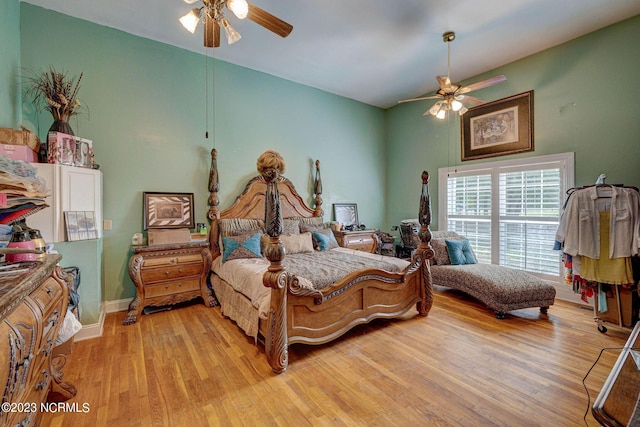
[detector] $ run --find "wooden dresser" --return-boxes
[123,241,215,325]
[332,229,377,253]
[0,255,76,426]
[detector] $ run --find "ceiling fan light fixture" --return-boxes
[180,7,202,34]
[227,0,249,19]
[221,17,242,44]
[183,0,199,4]
[450,99,463,112]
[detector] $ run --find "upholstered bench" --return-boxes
[429,231,556,318]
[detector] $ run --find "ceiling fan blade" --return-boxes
[457,94,485,106]
[247,3,293,38]
[457,74,507,94]
[203,14,220,48]
[423,101,443,116]
[397,95,441,104]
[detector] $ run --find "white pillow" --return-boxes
[280,232,314,254]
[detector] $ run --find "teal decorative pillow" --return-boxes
[311,229,339,251]
[445,239,477,265]
[222,231,263,262]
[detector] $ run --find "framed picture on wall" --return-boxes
[143,192,195,230]
[461,90,534,161]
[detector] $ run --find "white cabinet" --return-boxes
[27,164,102,243]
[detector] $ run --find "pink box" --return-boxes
[0,144,38,162]
[47,131,76,165]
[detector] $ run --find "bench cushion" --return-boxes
[431,263,556,314]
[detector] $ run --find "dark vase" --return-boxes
[49,119,74,136]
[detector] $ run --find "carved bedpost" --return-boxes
[208,148,220,221]
[313,159,323,217]
[259,150,290,374]
[414,171,434,316]
[207,149,221,255]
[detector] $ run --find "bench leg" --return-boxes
[495,311,505,319]
[540,306,549,314]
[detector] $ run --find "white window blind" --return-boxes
[439,153,574,281]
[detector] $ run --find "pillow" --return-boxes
[311,229,339,251]
[445,239,477,265]
[219,218,264,237]
[282,219,300,235]
[296,216,324,228]
[222,231,263,262]
[280,232,314,254]
[430,238,450,265]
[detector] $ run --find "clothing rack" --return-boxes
[558,174,640,333]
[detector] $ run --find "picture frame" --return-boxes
[333,203,359,227]
[64,211,98,241]
[74,137,94,168]
[143,192,195,230]
[461,90,534,161]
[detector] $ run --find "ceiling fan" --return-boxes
[398,31,507,119]
[180,0,293,48]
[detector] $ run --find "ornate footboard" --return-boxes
[208,150,434,374]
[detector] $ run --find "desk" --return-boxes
[593,322,640,426]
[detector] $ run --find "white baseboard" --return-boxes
[105,298,133,313]
[73,299,133,342]
[74,302,106,341]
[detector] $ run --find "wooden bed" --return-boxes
[206,149,435,373]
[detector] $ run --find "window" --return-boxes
[438,153,574,280]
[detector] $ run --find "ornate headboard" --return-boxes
[206,150,323,258]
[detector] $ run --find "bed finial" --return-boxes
[313,159,323,217]
[257,150,286,179]
[414,170,434,316]
[208,148,220,221]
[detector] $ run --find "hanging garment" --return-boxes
[581,211,634,284]
[555,186,640,259]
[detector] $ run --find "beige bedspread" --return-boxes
[211,248,410,338]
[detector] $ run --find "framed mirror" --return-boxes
[333,203,358,227]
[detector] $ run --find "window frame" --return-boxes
[438,152,575,281]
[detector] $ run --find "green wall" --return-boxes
[0,0,21,128]
[19,4,386,304]
[9,4,640,312]
[386,14,640,231]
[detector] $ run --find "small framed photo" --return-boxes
[74,137,94,168]
[332,203,359,227]
[461,90,534,161]
[64,211,98,241]
[143,192,195,230]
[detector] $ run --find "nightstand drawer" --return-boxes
[142,254,202,268]
[343,235,374,245]
[347,241,374,252]
[144,279,201,298]
[343,234,375,252]
[140,264,203,283]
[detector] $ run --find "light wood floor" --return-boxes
[43,288,630,427]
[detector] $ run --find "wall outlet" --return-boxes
[103,219,112,231]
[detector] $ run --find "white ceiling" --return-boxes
[22,0,640,108]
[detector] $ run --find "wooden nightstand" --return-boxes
[123,241,215,325]
[332,229,377,253]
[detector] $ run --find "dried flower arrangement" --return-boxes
[23,66,86,135]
